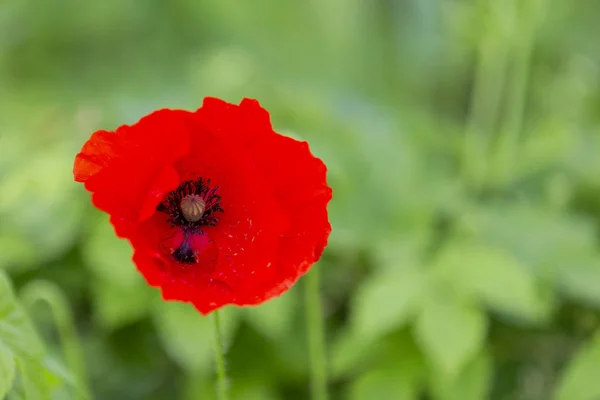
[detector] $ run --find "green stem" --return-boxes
[492,0,544,186]
[462,1,511,191]
[305,269,328,400]
[20,280,91,400]
[212,310,228,400]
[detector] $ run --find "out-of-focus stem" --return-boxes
[212,310,228,400]
[462,1,511,191]
[305,268,328,400]
[492,0,544,186]
[20,280,91,400]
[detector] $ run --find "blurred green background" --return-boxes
[2,0,600,399]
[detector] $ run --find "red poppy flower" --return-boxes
[74,98,332,314]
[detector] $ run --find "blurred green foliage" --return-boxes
[2,0,600,399]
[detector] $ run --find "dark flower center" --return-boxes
[157,178,224,264]
[171,235,197,264]
[180,194,206,222]
[157,177,224,231]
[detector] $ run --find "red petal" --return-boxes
[73,130,121,182]
[74,109,191,225]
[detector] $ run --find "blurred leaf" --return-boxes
[511,122,573,183]
[0,145,85,270]
[377,329,428,391]
[84,216,156,329]
[83,216,137,286]
[331,326,427,382]
[243,289,296,341]
[348,367,419,400]
[0,271,43,360]
[566,125,600,186]
[331,329,373,379]
[11,358,62,400]
[433,242,550,322]
[351,265,427,340]
[373,232,430,273]
[41,357,77,393]
[184,372,277,400]
[555,253,600,309]
[0,272,63,398]
[556,332,600,400]
[460,204,596,272]
[429,350,492,400]
[93,279,157,331]
[0,235,38,271]
[183,374,214,400]
[154,302,239,374]
[154,303,213,374]
[416,293,487,376]
[0,344,15,399]
[230,379,279,400]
